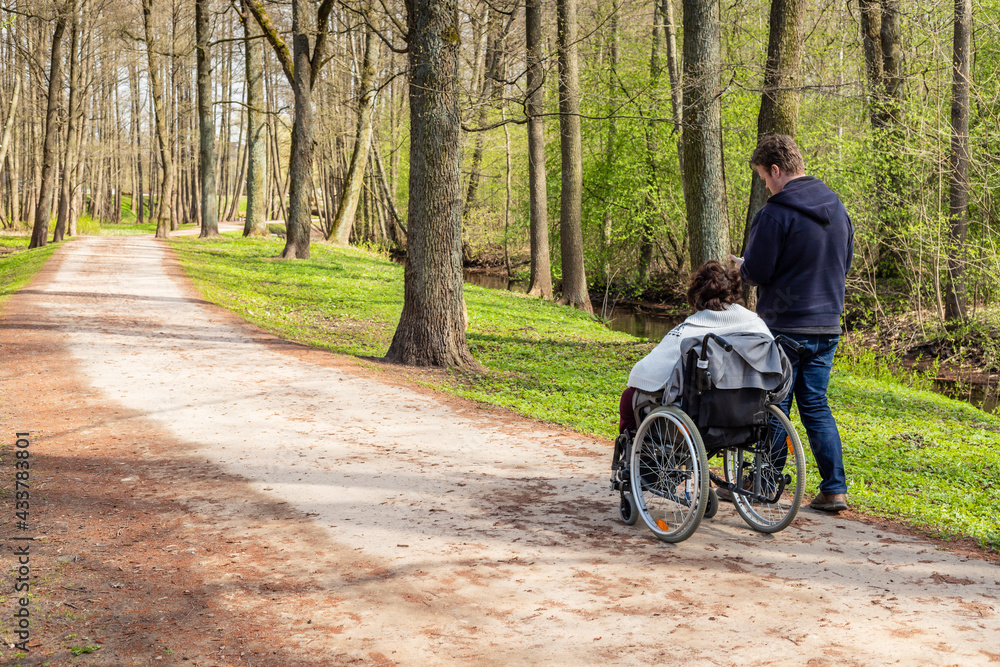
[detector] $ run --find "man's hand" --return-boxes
[729,254,744,268]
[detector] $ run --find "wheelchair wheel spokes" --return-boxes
[724,405,805,533]
[629,406,708,543]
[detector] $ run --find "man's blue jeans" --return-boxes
[775,333,847,495]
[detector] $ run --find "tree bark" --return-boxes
[54,4,81,242]
[385,0,476,368]
[0,74,19,178]
[328,25,378,245]
[945,0,971,322]
[681,0,728,269]
[371,133,406,241]
[555,0,593,312]
[142,0,173,238]
[524,0,552,299]
[242,1,268,236]
[30,11,67,248]
[637,0,657,285]
[245,0,336,259]
[742,0,803,243]
[859,0,906,277]
[197,0,218,237]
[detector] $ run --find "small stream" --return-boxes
[463,269,683,339]
[463,269,1000,415]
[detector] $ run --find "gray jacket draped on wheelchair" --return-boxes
[662,332,793,406]
[658,332,795,453]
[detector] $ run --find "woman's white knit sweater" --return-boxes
[627,304,772,392]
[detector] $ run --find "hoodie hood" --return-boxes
[767,176,842,227]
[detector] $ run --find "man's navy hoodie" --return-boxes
[741,176,853,332]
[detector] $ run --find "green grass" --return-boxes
[171,235,1000,551]
[0,235,61,306]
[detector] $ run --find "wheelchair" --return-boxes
[611,333,806,543]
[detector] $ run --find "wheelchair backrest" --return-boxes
[680,343,770,451]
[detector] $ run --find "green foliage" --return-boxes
[835,338,939,392]
[829,370,1000,550]
[68,645,100,656]
[0,236,60,305]
[173,237,1000,550]
[76,213,101,236]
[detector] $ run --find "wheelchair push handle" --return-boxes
[773,334,807,356]
[699,333,733,360]
[695,333,732,393]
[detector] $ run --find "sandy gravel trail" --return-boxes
[4,235,999,665]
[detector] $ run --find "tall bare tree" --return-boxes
[555,0,592,312]
[142,0,173,237]
[742,0,803,241]
[385,0,476,368]
[0,73,19,177]
[245,0,336,258]
[681,0,728,269]
[241,0,267,237]
[945,0,971,322]
[197,0,218,237]
[524,0,551,299]
[29,7,68,248]
[54,1,82,243]
[328,24,378,245]
[859,0,906,277]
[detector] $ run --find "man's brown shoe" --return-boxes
[809,493,848,512]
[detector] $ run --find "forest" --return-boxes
[1,0,998,370]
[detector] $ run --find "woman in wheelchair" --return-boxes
[611,260,805,543]
[616,260,770,438]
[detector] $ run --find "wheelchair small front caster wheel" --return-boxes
[704,487,719,519]
[619,491,638,525]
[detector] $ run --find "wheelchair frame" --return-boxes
[611,333,806,543]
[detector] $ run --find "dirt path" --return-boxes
[1,236,998,666]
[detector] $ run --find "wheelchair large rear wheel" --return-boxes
[724,405,805,533]
[629,406,708,543]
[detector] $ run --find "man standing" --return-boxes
[739,134,854,512]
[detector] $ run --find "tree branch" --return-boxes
[244,0,294,85]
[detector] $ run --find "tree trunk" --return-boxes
[385,0,476,368]
[0,74,19,177]
[246,0,334,258]
[945,0,971,322]
[681,0,728,269]
[371,133,406,242]
[135,63,144,225]
[463,7,491,217]
[859,0,906,277]
[525,0,552,299]
[30,12,67,248]
[742,0,803,244]
[637,0,657,285]
[284,34,313,257]
[143,0,172,237]
[555,0,593,312]
[242,1,268,236]
[197,0,218,237]
[328,25,378,245]
[54,5,81,242]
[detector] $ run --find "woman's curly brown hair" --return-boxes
[686,260,743,311]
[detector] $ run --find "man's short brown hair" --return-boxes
[749,134,805,174]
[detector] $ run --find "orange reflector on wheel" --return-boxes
[786,436,793,453]
[656,519,670,531]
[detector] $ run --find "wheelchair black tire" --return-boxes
[703,487,719,519]
[619,491,638,525]
[629,406,709,543]
[724,405,805,533]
